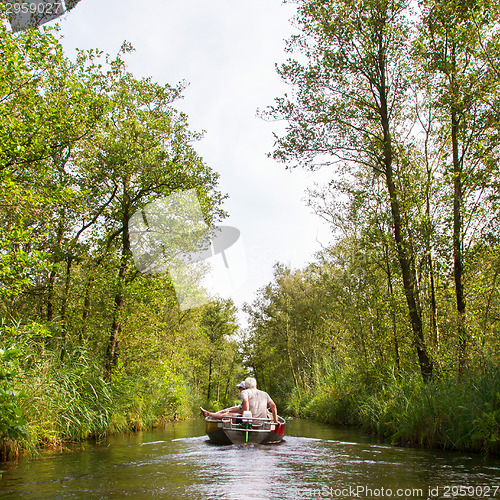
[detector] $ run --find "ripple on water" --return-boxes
[1,421,499,499]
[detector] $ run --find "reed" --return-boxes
[291,362,500,454]
[357,366,500,453]
[1,339,193,459]
[291,359,368,424]
[109,362,191,433]
[21,347,113,446]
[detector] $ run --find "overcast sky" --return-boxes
[50,0,333,317]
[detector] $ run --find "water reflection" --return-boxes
[1,419,499,499]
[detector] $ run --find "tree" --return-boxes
[0,19,106,320]
[198,299,239,404]
[267,0,433,380]
[308,170,406,370]
[416,0,500,375]
[0,19,240,451]
[80,50,225,377]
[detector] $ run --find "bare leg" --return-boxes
[200,407,224,419]
[200,407,241,419]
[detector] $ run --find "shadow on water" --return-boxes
[1,419,499,499]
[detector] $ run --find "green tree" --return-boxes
[416,0,500,375]
[0,19,241,455]
[267,0,433,380]
[0,22,74,305]
[77,48,225,377]
[245,264,335,405]
[199,299,239,404]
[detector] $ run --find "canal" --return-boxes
[1,419,499,499]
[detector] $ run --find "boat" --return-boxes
[204,413,286,445]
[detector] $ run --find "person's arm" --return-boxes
[268,400,278,423]
[241,397,249,412]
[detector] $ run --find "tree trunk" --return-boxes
[428,251,439,347]
[60,255,73,361]
[223,359,235,401]
[285,318,299,388]
[425,162,439,348]
[384,242,400,370]
[47,213,65,322]
[46,268,56,322]
[452,108,467,377]
[207,355,213,402]
[106,283,124,378]
[378,37,433,381]
[81,272,93,342]
[105,178,132,379]
[385,165,433,381]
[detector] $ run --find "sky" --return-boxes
[26,0,334,318]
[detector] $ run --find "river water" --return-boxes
[1,419,499,499]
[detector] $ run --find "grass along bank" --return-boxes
[0,340,194,461]
[287,363,500,455]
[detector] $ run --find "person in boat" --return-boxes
[240,377,279,424]
[200,381,246,419]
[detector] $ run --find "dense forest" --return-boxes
[0,18,244,459]
[245,0,500,453]
[2,0,500,460]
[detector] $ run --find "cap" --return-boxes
[236,381,246,389]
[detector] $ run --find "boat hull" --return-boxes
[205,416,285,445]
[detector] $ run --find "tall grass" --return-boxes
[290,361,500,454]
[1,337,194,460]
[20,347,113,447]
[0,346,28,460]
[290,361,367,425]
[357,367,500,453]
[109,361,191,432]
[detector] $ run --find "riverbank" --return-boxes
[3,348,499,461]
[287,365,500,455]
[0,347,196,461]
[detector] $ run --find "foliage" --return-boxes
[266,0,440,380]
[245,242,500,452]
[357,367,500,453]
[0,345,27,460]
[0,17,240,459]
[285,361,500,453]
[2,0,500,461]
[198,299,240,406]
[109,361,190,432]
[239,0,500,454]
[21,347,113,445]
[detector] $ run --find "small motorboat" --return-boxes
[205,412,286,445]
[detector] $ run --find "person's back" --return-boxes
[240,387,272,419]
[240,377,278,422]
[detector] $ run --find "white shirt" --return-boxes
[240,388,272,419]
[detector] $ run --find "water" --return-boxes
[1,419,499,499]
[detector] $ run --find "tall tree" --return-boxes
[416,0,500,375]
[83,51,225,377]
[267,0,433,380]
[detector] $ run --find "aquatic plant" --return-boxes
[293,363,500,454]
